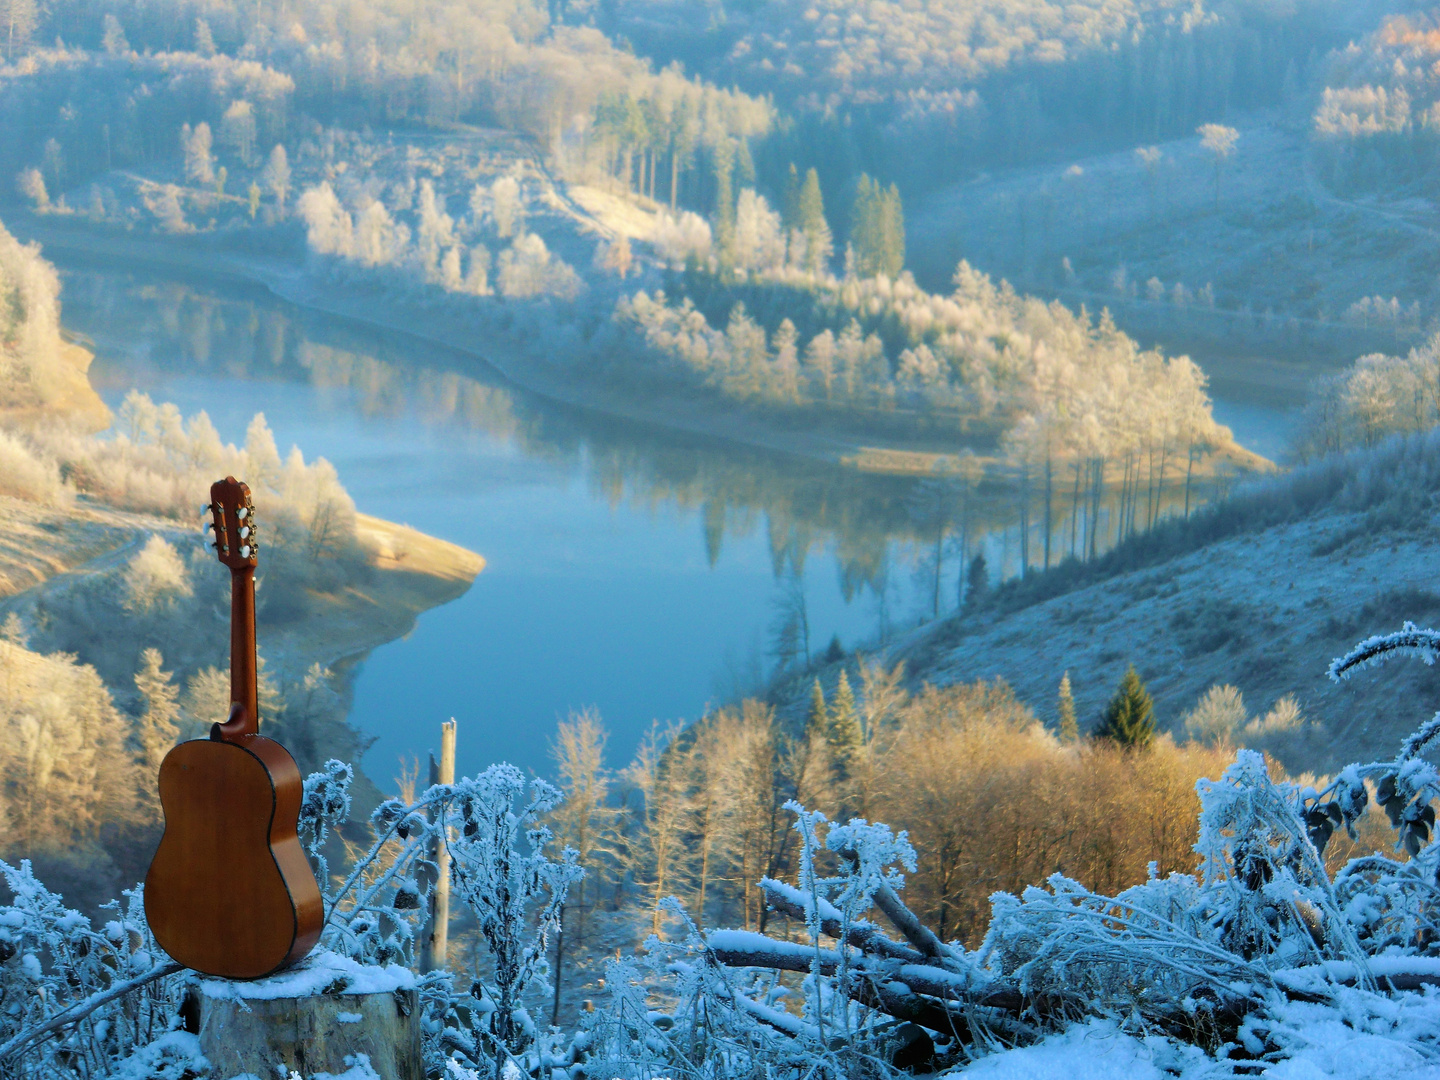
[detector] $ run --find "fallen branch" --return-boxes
[760,878,927,965]
[870,882,962,970]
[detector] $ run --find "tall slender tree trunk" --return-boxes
[1184,443,1196,517]
[1018,463,1030,578]
[932,523,944,617]
[1089,458,1105,560]
[1070,460,1082,559]
[1043,452,1053,569]
[671,151,679,209]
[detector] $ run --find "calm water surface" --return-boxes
[54,258,1292,786]
[59,262,928,783]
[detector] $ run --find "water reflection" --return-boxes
[57,258,1243,777]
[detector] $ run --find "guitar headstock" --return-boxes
[203,476,258,570]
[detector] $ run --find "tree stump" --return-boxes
[190,950,422,1080]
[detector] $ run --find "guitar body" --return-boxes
[144,477,323,979]
[145,731,323,979]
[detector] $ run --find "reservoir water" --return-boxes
[52,256,1293,787]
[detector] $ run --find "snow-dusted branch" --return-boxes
[1330,622,1440,683]
[0,961,181,1064]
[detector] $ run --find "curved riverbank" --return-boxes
[7,214,1272,481]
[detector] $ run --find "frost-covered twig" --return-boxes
[1330,622,1440,684]
[0,961,181,1064]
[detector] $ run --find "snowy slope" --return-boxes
[886,505,1440,775]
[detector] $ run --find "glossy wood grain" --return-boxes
[145,730,322,978]
[145,476,321,979]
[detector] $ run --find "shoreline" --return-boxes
[0,498,485,672]
[9,214,1272,480]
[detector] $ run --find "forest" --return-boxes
[6,0,1440,1076]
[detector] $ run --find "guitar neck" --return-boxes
[230,566,259,733]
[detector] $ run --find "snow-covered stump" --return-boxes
[190,950,421,1080]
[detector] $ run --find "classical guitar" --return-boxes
[144,477,323,979]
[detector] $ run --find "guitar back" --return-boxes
[145,732,323,979]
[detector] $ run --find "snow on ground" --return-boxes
[955,1013,1440,1079]
[890,506,1440,775]
[567,184,664,240]
[908,112,1437,388]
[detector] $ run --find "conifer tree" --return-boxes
[827,669,864,761]
[850,174,905,278]
[965,553,988,608]
[807,678,828,741]
[1096,665,1156,748]
[783,163,802,228]
[713,141,735,264]
[134,648,181,782]
[798,167,833,274]
[1058,671,1078,743]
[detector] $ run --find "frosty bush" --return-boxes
[10,628,1440,1076]
[122,536,192,614]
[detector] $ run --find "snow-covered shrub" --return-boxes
[0,862,185,1080]
[0,430,67,504]
[15,628,1440,1076]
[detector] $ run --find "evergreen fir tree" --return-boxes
[965,553,988,608]
[1096,665,1156,748]
[827,669,864,760]
[807,678,828,742]
[134,648,181,779]
[798,167,833,274]
[849,175,903,278]
[713,141,735,264]
[1058,671,1078,743]
[783,163,802,229]
[877,182,905,278]
[850,175,879,276]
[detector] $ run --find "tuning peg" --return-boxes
[240,545,252,559]
[200,502,212,518]
[239,526,251,539]
[202,521,213,533]
[237,507,249,520]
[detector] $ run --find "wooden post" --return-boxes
[420,719,456,973]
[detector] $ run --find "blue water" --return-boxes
[59,259,1296,788]
[62,264,920,785]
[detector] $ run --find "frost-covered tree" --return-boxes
[490,175,524,239]
[122,535,192,614]
[100,13,128,55]
[181,122,214,186]
[133,648,180,793]
[15,168,45,210]
[220,101,257,167]
[261,144,290,214]
[1198,123,1238,208]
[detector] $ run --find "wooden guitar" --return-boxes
[144,477,323,979]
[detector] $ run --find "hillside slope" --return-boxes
[879,439,1440,774]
